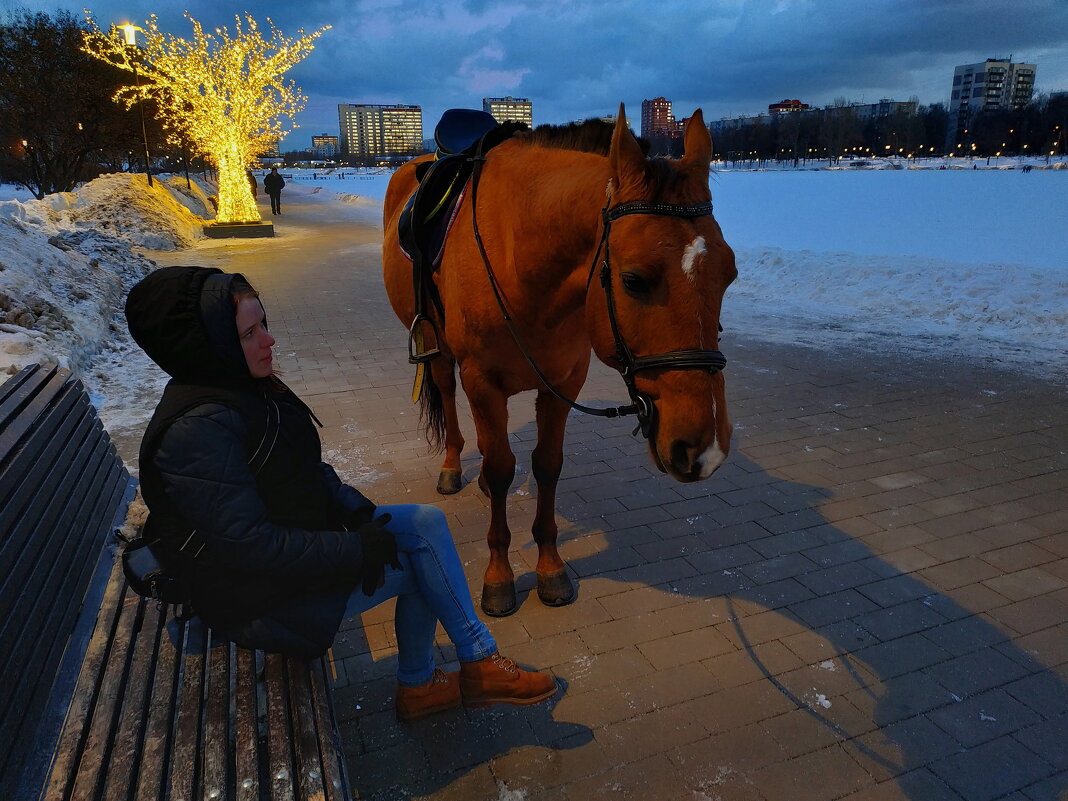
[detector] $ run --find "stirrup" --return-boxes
[408,315,441,365]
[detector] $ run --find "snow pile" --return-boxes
[54,172,207,250]
[731,246,1067,364]
[0,172,208,378]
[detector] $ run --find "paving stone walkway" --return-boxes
[155,187,1068,801]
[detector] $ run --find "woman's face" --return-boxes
[235,296,276,378]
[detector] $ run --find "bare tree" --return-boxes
[0,10,148,198]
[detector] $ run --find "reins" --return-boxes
[467,137,727,440]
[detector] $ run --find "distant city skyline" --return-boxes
[5,0,1068,149]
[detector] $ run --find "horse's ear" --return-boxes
[680,109,711,170]
[610,102,646,197]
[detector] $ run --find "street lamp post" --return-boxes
[120,24,153,187]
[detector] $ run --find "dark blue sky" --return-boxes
[7,0,1068,150]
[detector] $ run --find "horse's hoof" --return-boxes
[537,569,576,607]
[481,581,517,617]
[477,470,490,498]
[436,469,462,495]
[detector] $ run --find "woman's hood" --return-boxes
[125,266,256,385]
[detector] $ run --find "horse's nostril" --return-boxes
[670,439,699,472]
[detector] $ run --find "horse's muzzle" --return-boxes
[664,437,727,482]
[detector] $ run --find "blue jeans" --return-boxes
[344,504,497,687]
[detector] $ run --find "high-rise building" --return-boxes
[947,58,1036,147]
[641,97,680,139]
[311,133,339,158]
[337,104,424,160]
[483,97,533,128]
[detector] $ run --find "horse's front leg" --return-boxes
[430,356,466,495]
[531,389,577,607]
[463,374,518,616]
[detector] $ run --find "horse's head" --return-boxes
[586,105,736,482]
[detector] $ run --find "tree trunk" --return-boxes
[215,147,260,223]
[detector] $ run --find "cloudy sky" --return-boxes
[6,0,1068,150]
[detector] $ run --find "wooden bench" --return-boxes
[0,364,353,801]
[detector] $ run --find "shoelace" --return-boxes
[491,654,518,673]
[431,667,449,684]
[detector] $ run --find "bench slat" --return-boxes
[41,557,127,801]
[69,588,141,801]
[309,660,351,801]
[133,612,183,801]
[168,619,207,801]
[234,648,261,801]
[201,636,231,800]
[102,598,165,801]
[286,660,329,801]
[265,653,297,801]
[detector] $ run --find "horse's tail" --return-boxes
[419,362,447,453]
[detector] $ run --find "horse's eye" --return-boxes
[621,272,651,295]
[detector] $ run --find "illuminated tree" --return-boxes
[83,13,328,223]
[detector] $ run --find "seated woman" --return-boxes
[124,266,556,720]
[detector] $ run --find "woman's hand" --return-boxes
[358,514,402,595]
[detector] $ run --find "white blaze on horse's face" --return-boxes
[697,397,727,477]
[681,236,706,282]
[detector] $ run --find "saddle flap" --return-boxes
[398,153,469,271]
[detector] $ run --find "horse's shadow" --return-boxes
[446,408,1067,801]
[337,397,1067,801]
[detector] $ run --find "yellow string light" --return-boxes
[83,12,329,223]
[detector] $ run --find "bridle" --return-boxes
[467,149,727,442]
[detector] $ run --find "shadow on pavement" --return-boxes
[510,437,1068,801]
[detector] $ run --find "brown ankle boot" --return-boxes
[459,653,557,708]
[395,668,461,721]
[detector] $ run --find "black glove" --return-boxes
[358,513,402,596]
[344,504,376,531]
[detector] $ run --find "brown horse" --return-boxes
[383,105,736,616]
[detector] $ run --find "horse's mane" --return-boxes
[512,119,699,202]
[516,119,651,156]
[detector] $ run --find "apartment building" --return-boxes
[483,97,533,128]
[947,58,1036,146]
[337,104,424,160]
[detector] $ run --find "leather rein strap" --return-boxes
[469,141,727,440]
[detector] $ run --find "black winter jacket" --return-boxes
[125,266,373,658]
[263,172,285,195]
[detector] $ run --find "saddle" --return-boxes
[398,110,526,372]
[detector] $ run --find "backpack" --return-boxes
[118,394,281,610]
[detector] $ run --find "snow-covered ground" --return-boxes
[0,173,211,380]
[1,156,1065,439]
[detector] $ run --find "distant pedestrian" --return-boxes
[246,170,258,198]
[263,166,285,215]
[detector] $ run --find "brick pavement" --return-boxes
[157,190,1068,801]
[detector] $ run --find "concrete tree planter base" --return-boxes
[203,221,275,238]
